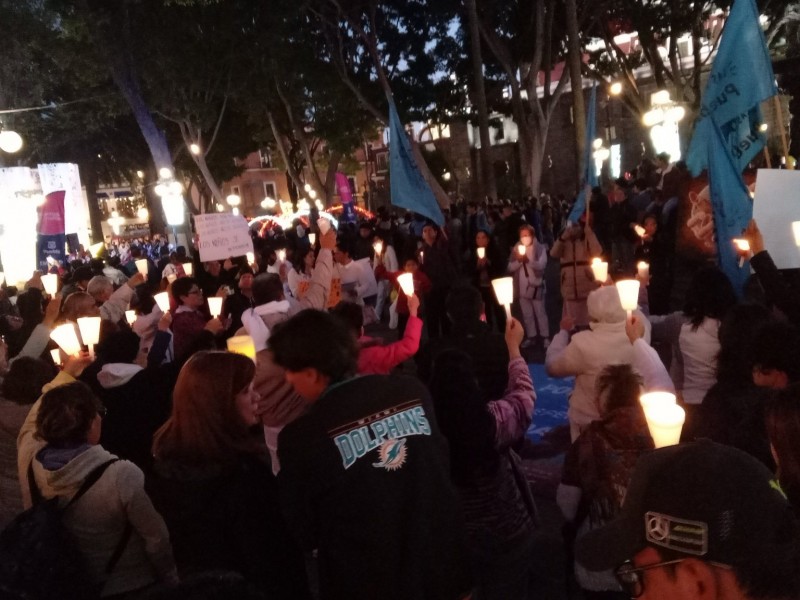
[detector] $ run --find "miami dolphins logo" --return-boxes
[372,438,407,471]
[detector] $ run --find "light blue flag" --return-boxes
[685,0,777,176]
[568,83,598,223]
[708,119,753,296]
[388,101,444,226]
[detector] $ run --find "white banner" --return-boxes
[753,169,800,269]
[194,213,254,262]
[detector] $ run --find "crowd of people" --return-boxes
[0,152,799,599]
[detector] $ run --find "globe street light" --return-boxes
[0,130,23,154]
[226,194,241,216]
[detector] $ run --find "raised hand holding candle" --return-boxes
[135,259,148,276]
[643,402,685,448]
[634,224,646,238]
[183,263,193,277]
[477,247,486,260]
[77,316,101,358]
[491,277,514,321]
[125,310,137,325]
[154,292,171,313]
[397,273,415,297]
[41,273,58,297]
[733,238,750,267]
[590,258,608,283]
[373,241,383,256]
[208,296,223,318]
[50,323,82,357]
[517,244,526,256]
[227,334,256,359]
[615,279,640,319]
[167,273,177,284]
[637,261,650,280]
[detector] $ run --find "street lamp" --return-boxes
[261,197,276,210]
[642,90,685,160]
[592,138,610,179]
[189,143,201,155]
[0,130,23,154]
[226,194,241,216]
[155,170,185,245]
[609,81,623,96]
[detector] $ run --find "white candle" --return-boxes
[277,249,286,263]
[643,403,685,448]
[419,250,424,264]
[50,323,82,356]
[634,225,646,237]
[477,247,486,260]
[317,218,330,235]
[517,244,526,256]
[639,391,677,411]
[732,238,750,252]
[615,279,640,318]
[50,348,63,366]
[77,316,101,358]
[637,261,650,280]
[207,296,223,318]
[135,259,148,276]
[227,334,256,359]
[793,222,800,247]
[183,263,193,277]
[247,251,255,265]
[154,292,171,313]
[309,234,316,246]
[590,258,608,283]
[491,277,514,321]
[125,310,137,325]
[397,273,415,297]
[373,241,383,256]
[41,273,58,297]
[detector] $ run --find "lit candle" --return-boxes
[491,276,514,321]
[477,247,486,260]
[226,334,257,359]
[277,249,286,263]
[397,273,415,297]
[167,273,177,284]
[637,261,650,280]
[615,279,640,319]
[317,218,330,235]
[590,258,608,283]
[207,296,223,318]
[639,391,677,411]
[373,241,383,256]
[517,244,526,256]
[634,225,646,237]
[643,403,685,448]
[183,263,193,277]
[41,273,58,297]
[732,238,750,267]
[125,310,137,325]
[50,348,63,367]
[308,234,316,246]
[419,250,424,264]
[50,323,82,357]
[154,292,171,313]
[793,222,800,247]
[135,259,148,276]
[77,316,101,358]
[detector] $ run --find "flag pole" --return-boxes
[773,95,791,169]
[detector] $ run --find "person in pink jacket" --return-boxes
[330,294,423,375]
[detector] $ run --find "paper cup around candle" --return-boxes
[125,310,137,325]
[615,280,640,317]
[41,273,58,296]
[419,251,424,264]
[77,316,101,353]
[637,261,650,280]
[50,323,82,356]
[207,296,223,318]
[397,273,415,297]
[50,348,63,366]
[309,234,316,246]
[317,218,330,235]
[643,403,685,448]
[154,292,171,313]
[246,252,255,265]
[167,273,177,284]
[639,391,677,411]
[135,259,148,276]
[227,335,257,359]
[491,277,514,320]
[477,247,486,260]
[793,222,800,247]
[590,258,608,283]
[183,263,193,277]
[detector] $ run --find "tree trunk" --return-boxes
[324,151,342,205]
[79,162,104,244]
[465,0,497,201]
[565,0,585,188]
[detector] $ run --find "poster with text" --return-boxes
[195,213,254,262]
[753,169,800,269]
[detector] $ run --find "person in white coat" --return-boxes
[508,225,549,348]
[546,284,651,441]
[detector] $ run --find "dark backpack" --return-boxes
[0,458,132,600]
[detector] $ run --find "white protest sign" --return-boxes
[753,169,800,269]
[195,213,254,263]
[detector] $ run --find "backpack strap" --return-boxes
[63,458,120,511]
[104,521,132,574]
[27,461,44,506]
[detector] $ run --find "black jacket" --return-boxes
[278,375,471,600]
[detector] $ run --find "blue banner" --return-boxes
[388,101,444,226]
[568,83,598,223]
[685,0,777,176]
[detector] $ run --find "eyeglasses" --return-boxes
[615,558,731,598]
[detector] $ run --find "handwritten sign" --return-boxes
[195,214,254,263]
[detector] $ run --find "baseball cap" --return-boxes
[576,440,798,572]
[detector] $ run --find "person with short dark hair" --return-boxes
[576,440,800,600]
[170,277,225,362]
[17,358,178,597]
[269,310,472,600]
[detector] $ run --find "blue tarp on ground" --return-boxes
[526,364,572,443]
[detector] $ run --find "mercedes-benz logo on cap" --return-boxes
[646,513,671,542]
